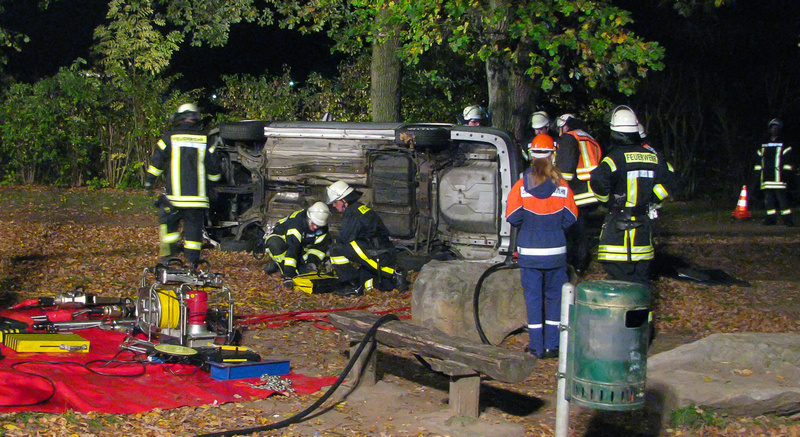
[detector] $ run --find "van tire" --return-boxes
[220,121,266,141]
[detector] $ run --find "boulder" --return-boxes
[647,333,800,417]
[411,260,526,344]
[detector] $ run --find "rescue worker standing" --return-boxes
[263,202,331,285]
[144,103,222,268]
[754,118,794,226]
[590,106,671,285]
[326,181,408,297]
[506,134,577,359]
[554,113,602,275]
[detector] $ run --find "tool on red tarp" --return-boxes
[3,332,90,353]
[136,261,237,348]
[31,318,138,334]
[11,288,134,311]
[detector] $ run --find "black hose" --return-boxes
[195,313,400,437]
[472,261,519,345]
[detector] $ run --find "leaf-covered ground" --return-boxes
[0,187,799,436]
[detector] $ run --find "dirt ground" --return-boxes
[1,188,799,436]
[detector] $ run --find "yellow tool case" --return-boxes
[3,333,90,353]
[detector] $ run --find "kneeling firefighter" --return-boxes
[589,106,671,285]
[263,202,331,285]
[326,181,408,297]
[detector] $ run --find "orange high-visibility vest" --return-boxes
[565,129,601,181]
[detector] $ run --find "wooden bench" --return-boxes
[327,310,537,417]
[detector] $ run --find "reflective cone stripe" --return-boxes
[732,185,751,219]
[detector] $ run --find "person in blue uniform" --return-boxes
[506,134,578,359]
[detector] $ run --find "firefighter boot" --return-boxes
[784,214,794,227]
[334,282,364,297]
[763,215,777,226]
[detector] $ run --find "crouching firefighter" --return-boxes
[326,181,408,297]
[263,202,331,285]
[144,103,222,269]
[590,106,671,285]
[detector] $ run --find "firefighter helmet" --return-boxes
[175,103,200,121]
[769,118,783,129]
[610,105,639,133]
[531,111,550,129]
[529,134,557,159]
[326,180,354,204]
[556,113,575,129]
[307,202,330,227]
[462,105,486,123]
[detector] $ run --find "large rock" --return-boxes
[647,333,800,417]
[411,260,526,344]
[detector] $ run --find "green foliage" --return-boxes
[0,62,104,186]
[93,0,185,75]
[0,61,195,188]
[213,60,371,123]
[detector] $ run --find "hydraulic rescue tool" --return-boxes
[11,288,134,310]
[136,262,236,348]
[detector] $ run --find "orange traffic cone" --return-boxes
[732,185,751,219]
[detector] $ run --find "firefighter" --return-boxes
[144,103,222,269]
[554,113,602,275]
[520,111,552,162]
[326,180,408,297]
[263,202,331,286]
[506,134,577,359]
[460,105,489,126]
[590,106,671,285]
[754,118,794,226]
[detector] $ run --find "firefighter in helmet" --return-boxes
[590,106,671,285]
[326,180,408,297]
[754,118,794,226]
[554,113,602,275]
[460,105,489,127]
[145,103,222,269]
[520,111,552,162]
[263,202,332,286]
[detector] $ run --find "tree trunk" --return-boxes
[371,8,401,123]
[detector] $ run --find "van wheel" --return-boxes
[220,121,266,141]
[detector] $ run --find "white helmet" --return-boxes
[610,105,639,133]
[556,113,575,128]
[326,180,354,204]
[307,202,330,227]
[462,105,485,122]
[175,103,200,121]
[531,111,550,129]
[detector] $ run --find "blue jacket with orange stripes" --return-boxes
[506,171,578,269]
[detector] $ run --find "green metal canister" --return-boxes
[566,280,652,411]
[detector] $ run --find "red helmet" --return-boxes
[528,134,557,159]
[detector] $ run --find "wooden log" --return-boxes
[328,310,536,383]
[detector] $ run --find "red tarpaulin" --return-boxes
[0,309,337,414]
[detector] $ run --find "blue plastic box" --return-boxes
[209,359,291,381]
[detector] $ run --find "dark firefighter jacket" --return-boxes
[146,122,222,208]
[754,138,794,190]
[269,209,330,277]
[590,142,670,262]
